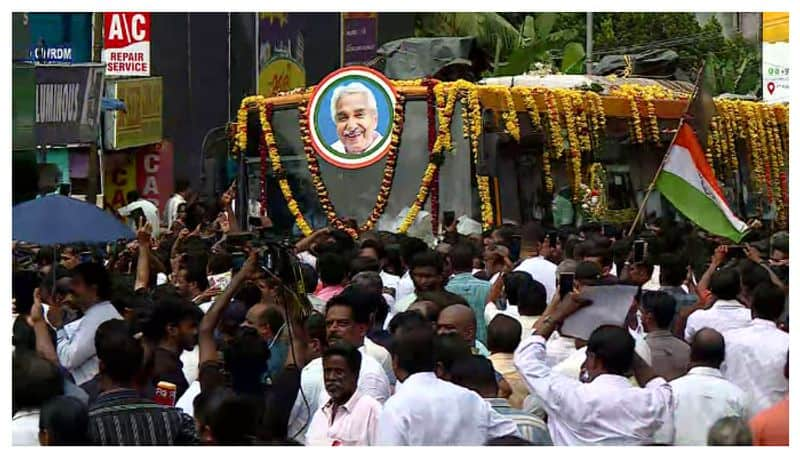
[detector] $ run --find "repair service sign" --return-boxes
[102,13,151,77]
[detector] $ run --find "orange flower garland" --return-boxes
[259,99,314,236]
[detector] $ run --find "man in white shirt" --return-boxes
[347,273,396,384]
[51,263,122,386]
[721,283,789,416]
[287,288,390,441]
[685,269,751,343]
[376,322,519,445]
[395,238,428,304]
[163,178,191,231]
[12,354,64,446]
[117,190,161,238]
[484,272,546,331]
[306,344,382,446]
[513,222,557,304]
[329,82,384,154]
[514,294,673,445]
[654,328,748,445]
[395,250,446,313]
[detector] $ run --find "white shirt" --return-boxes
[331,132,383,154]
[380,271,400,292]
[722,319,789,415]
[180,347,200,385]
[484,302,540,331]
[163,193,186,231]
[305,391,382,446]
[654,366,748,445]
[545,331,577,367]
[364,336,395,385]
[513,256,558,304]
[514,334,672,445]
[376,372,519,445]
[56,301,123,386]
[118,198,161,238]
[297,251,317,269]
[176,380,201,416]
[287,348,390,442]
[12,409,40,446]
[395,271,415,304]
[684,299,751,343]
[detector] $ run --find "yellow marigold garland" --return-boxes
[572,92,592,153]
[260,99,314,236]
[461,84,493,230]
[555,90,583,201]
[398,82,456,233]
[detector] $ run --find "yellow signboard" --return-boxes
[763,12,789,43]
[258,57,306,97]
[104,77,163,150]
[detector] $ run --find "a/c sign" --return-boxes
[102,13,151,77]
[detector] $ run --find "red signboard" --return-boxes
[136,140,174,213]
[102,13,151,76]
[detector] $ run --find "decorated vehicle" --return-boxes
[231,67,789,238]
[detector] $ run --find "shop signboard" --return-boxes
[104,77,163,150]
[34,63,105,146]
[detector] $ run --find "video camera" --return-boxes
[227,232,312,318]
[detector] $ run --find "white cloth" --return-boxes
[12,410,40,446]
[484,302,539,331]
[118,198,161,238]
[545,331,577,367]
[654,366,748,445]
[513,257,558,304]
[305,391,382,446]
[684,299,752,343]
[514,334,672,445]
[364,336,395,385]
[287,348,390,442]
[395,271,415,305]
[175,380,201,416]
[56,301,122,386]
[721,319,789,415]
[375,372,518,445]
[180,347,200,385]
[297,251,317,269]
[331,132,384,154]
[642,265,661,291]
[163,193,186,230]
[489,272,501,286]
[380,271,400,292]
[394,292,416,314]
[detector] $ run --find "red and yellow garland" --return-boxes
[298,93,407,238]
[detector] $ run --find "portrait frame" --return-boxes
[306,66,398,169]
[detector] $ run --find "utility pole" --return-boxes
[586,12,593,75]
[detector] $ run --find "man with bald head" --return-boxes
[437,304,490,356]
[655,328,748,445]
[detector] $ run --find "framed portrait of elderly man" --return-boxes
[306,66,397,169]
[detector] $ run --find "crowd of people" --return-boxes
[11,181,790,446]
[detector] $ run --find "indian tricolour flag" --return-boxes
[656,123,749,242]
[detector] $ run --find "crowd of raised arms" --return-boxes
[11,180,789,446]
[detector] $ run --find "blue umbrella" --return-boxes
[13,195,135,245]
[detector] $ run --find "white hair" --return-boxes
[330,82,378,122]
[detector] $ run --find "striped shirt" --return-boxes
[88,389,198,445]
[487,398,552,445]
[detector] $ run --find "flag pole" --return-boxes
[626,63,706,238]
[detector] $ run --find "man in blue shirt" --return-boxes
[445,242,491,344]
